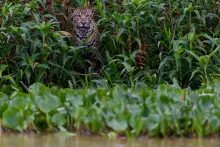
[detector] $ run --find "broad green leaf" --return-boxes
[66,91,84,107]
[210,116,219,131]
[107,118,128,131]
[2,107,24,131]
[198,94,214,110]
[29,83,42,94]
[11,92,31,109]
[112,86,126,101]
[34,92,60,114]
[144,114,159,131]
[0,92,8,118]
[52,113,66,126]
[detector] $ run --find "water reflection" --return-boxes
[0,133,220,147]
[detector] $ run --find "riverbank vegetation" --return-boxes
[1,80,220,137]
[0,0,220,137]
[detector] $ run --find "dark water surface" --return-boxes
[0,133,220,147]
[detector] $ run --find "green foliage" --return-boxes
[0,0,219,89]
[0,80,220,137]
[155,0,220,88]
[2,107,24,131]
[0,0,220,137]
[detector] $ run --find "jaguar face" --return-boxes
[72,7,95,31]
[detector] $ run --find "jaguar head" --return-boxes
[71,7,96,31]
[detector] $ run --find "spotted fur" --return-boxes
[69,7,99,48]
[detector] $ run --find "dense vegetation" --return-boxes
[1,80,220,137]
[0,0,220,137]
[0,0,219,90]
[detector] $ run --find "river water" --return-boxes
[0,133,220,147]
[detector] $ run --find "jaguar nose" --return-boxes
[81,22,86,26]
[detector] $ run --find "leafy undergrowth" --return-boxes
[1,79,220,138]
[0,0,219,90]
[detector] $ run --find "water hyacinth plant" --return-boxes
[0,79,220,137]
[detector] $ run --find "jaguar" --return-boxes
[69,7,99,48]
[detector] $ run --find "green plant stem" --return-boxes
[204,66,209,84]
[4,57,10,75]
[179,59,182,87]
[46,113,52,130]
[189,12,192,29]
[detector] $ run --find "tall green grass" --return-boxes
[0,0,219,90]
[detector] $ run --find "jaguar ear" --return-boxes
[68,7,75,14]
[68,7,76,19]
[90,7,97,14]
